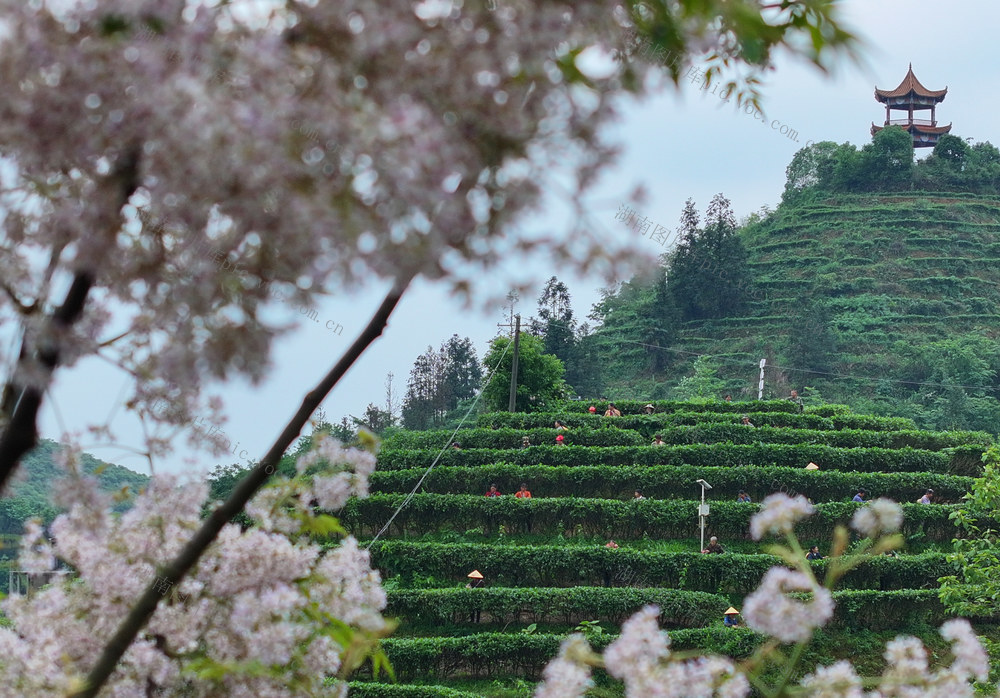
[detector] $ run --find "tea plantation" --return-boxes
[346,398,997,696]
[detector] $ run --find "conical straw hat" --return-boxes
[805,462,819,470]
[724,607,740,615]
[467,570,484,579]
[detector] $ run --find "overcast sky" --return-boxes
[39,0,1000,476]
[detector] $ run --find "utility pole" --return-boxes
[757,358,766,400]
[508,314,521,412]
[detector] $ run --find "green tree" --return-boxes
[782,141,851,202]
[482,333,567,412]
[859,126,914,191]
[940,445,1000,620]
[351,403,395,435]
[786,297,838,373]
[666,194,754,321]
[672,355,725,400]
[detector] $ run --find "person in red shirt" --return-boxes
[515,483,532,498]
[484,484,502,497]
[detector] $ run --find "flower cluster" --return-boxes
[749,493,815,540]
[0,442,386,695]
[742,567,834,643]
[851,498,905,538]
[535,497,993,697]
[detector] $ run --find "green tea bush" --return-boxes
[369,464,974,503]
[342,495,963,541]
[383,427,644,450]
[375,444,966,475]
[385,587,727,629]
[367,542,950,593]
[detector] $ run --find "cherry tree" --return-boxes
[0,0,856,694]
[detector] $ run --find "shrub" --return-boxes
[342,494,965,541]
[367,542,950,593]
[369,463,974,504]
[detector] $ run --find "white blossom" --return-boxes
[851,499,904,538]
[534,634,594,698]
[939,619,989,683]
[800,660,864,698]
[743,568,834,643]
[750,493,815,540]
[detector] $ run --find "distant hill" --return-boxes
[1,439,149,535]
[586,135,1000,433]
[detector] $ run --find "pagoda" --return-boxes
[871,64,951,148]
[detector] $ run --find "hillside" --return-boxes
[5,439,149,528]
[675,191,1000,427]
[346,400,995,696]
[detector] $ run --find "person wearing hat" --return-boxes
[852,489,866,503]
[723,607,741,627]
[588,405,597,414]
[643,404,655,414]
[805,462,819,471]
[740,415,755,427]
[555,434,565,445]
[521,435,531,448]
[917,489,934,504]
[466,570,485,623]
[604,403,621,417]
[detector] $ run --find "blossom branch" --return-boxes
[73,277,410,698]
[0,148,140,488]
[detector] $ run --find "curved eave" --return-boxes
[872,122,953,137]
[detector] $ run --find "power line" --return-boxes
[365,337,514,549]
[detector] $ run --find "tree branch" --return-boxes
[73,278,411,697]
[0,146,141,490]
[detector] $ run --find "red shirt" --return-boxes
[484,490,502,497]
[515,490,532,498]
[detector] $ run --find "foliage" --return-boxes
[370,463,975,506]
[482,334,568,413]
[375,442,968,476]
[402,337,482,430]
[343,494,965,542]
[369,541,951,593]
[666,195,756,321]
[0,439,148,535]
[531,497,989,698]
[672,356,728,400]
[940,445,1000,620]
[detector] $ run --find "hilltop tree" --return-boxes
[402,336,481,429]
[666,194,754,321]
[482,333,567,412]
[530,277,577,363]
[858,126,914,190]
[441,334,483,406]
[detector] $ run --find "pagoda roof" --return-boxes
[875,64,947,102]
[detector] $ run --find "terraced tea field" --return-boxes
[346,399,994,697]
